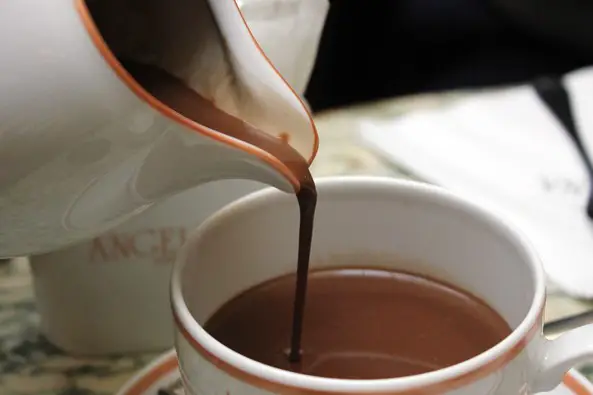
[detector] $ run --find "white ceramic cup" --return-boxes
[172,176,593,395]
[30,179,263,356]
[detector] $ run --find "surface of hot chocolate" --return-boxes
[205,268,511,379]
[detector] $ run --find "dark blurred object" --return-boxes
[493,0,593,55]
[304,0,593,112]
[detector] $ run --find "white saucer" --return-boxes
[116,349,593,395]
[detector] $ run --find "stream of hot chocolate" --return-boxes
[122,60,316,363]
[289,185,316,363]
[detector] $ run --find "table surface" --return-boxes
[2,93,593,395]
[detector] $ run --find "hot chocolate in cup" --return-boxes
[171,176,593,394]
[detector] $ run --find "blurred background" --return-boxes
[305,0,593,111]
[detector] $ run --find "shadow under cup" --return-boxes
[172,177,544,394]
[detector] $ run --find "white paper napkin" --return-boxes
[360,67,593,298]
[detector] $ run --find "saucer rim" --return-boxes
[116,349,593,395]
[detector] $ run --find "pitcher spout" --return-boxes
[78,0,319,199]
[132,128,301,203]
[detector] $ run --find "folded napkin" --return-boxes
[360,67,593,298]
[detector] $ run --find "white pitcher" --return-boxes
[0,0,320,257]
[27,0,328,355]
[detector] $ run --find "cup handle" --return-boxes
[533,326,593,392]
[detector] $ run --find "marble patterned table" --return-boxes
[2,93,593,395]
